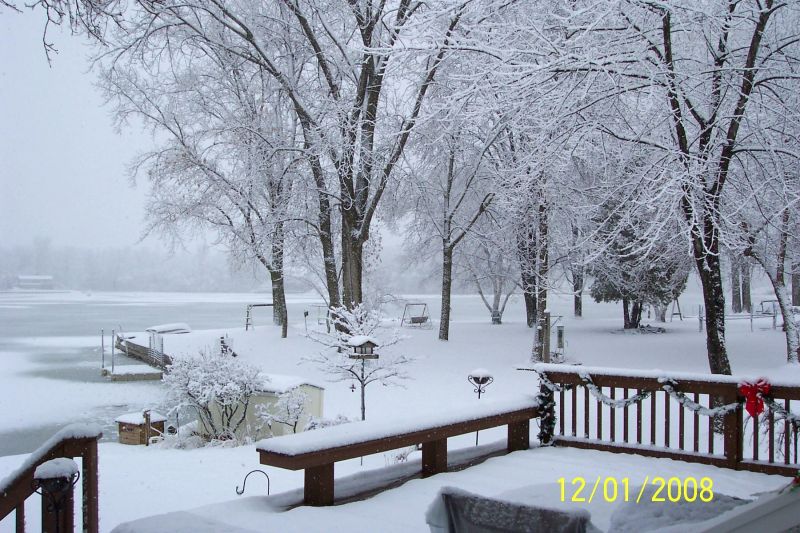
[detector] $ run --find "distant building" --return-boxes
[15,275,55,290]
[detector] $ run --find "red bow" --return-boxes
[739,379,771,418]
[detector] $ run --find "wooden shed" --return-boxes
[115,410,167,445]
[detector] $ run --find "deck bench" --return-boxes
[256,396,539,506]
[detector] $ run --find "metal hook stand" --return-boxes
[236,469,271,496]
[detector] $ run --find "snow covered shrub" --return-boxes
[256,387,308,435]
[304,414,353,431]
[162,349,261,442]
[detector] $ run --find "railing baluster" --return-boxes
[708,397,714,455]
[679,394,685,451]
[768,407,775,463]
[664,390,670,448]
[693,393,700,453]
[597,386,603,440]
[785,399,791,464]
[753,413,759,461]
[584,386,590,439]
[559,389,565,436]
[650,390,657,446]
[610,387,616,442]
[571,386,577,437]
[15,503,24,533]
[636,389,643,445]
[623,388,629,443]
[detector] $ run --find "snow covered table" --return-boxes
[256,395,539,506]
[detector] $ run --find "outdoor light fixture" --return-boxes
[468,369,494,446]
[32,458,80,533]
[468,369,494,399]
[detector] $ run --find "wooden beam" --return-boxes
[421,439,447,477]
[304,464,334,506]
[507,420,530,452]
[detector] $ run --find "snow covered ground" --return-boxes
[1,279,798,531]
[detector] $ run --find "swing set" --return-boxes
[400,302,431,328]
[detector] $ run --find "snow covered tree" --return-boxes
[589,195,691,329]
[304,303,411,420]
[257,387,308,435]
[101,0,478,311]
[163,349,261,442]
[101,46,296,336]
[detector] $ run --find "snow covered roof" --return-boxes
[346,335,378,347]
[115,411,167,425]
[145,323,191,334]
[256,373,324,394]
[34,458,79,480]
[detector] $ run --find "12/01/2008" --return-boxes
[558,476,714,503]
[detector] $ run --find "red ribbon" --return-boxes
[738,379,771,418]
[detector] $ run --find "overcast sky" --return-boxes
[0,12,155,248]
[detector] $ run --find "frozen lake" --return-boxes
[0,291,320,456]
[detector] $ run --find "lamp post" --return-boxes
[468,369,494,445]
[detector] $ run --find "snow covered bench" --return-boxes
[256,395,539,506]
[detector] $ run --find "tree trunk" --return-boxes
[269,271,288,339]
[517,229,537,328]
[623,298,632,329]
[694,248,732,375]
[630,301,643,329]
[572,267,584,318]
[741,259,752,313]
[439,246,454,341]
[533,197,549,359]
[731,257,742,313]
[655,304,667,322]
[341,216,364,309]
[792,264,800,307]
[270,226,288,338]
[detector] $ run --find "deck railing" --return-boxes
[0,425,102,533]
[526,364,800,477]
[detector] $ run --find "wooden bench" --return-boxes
[257,396,539,506]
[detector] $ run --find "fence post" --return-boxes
[722,389,743,469]
[83,439,100,533]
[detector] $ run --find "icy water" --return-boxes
[0,292,303,457]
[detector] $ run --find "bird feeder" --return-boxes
[347,336,379,360]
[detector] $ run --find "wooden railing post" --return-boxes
[422,439,448,477]
[304,464,334,506]
[537,374,555,445]
[723,390,743,469]
[508,420,530,452]
[83,440,100,533]
[15,503,24,533]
